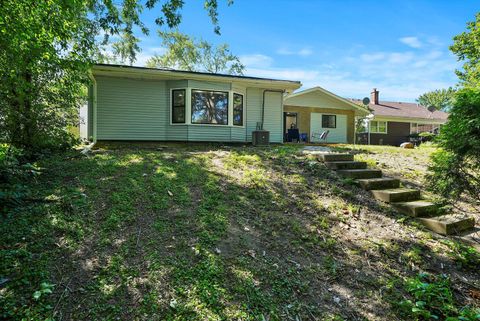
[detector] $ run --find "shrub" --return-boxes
[427,88,480,204]
[396,273,480,320]
[0,144,40,215]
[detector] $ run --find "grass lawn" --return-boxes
[1,143,479,320]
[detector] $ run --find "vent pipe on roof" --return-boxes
[371,88,379,105]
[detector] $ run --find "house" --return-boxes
[82,64,301,143]
[353,88,449,146]
[283,87,370,143]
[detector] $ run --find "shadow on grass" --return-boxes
[1,144,477,320]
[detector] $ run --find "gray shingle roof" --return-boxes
[350,99,448,121]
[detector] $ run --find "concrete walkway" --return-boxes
[301,146,331,155]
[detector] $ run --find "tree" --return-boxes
[0,0,227,154]
[417,88,456,112]
[427,88,480,205]
[146,30,245,75]
[450,12,480,87]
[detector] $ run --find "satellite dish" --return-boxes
[427,105,436,113]
[362,97,370,106]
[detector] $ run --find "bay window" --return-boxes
[170,88,245,126]
[233,93,244,126]
[191,90,228,125]
[171,89,186,123]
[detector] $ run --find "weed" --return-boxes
[390,273,480,320]
[442,240,480,269]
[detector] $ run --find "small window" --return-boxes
[191,90,229,125]
[410,123,418,134]
[322,115,336,128]
[370,121,387,133]
[233,93,244,126]
[172,89,186,123]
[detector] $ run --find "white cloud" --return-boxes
[240,54,273,68]
[135,47,167,66]
[388,52,414,64]
[242,44,458,102]
[399,36,422,48]
[277,47,313,57]
[360,53,386,62]
[245,67,319,81]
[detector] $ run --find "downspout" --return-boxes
[261,89,285,130]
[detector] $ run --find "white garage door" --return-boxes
[310,113,347,143]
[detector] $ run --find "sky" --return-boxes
[133,0,479,102]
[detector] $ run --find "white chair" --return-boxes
[311,130,330,143]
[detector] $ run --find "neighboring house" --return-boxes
[283,87,370,143]
[82,64,301,143]
[353,88,449,146]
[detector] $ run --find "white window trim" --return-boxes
[170,88,187,125]
[410,122,440,134]
[170,87,246,128]
[232,92,245,127]
[370,120,388,134]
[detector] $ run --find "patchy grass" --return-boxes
[1,143,479,320]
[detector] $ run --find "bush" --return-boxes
[0,144,40,215]
[396,273,480,320]
[427,88,480,203]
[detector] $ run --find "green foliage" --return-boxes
[395,273,480,320]
[442,240,480,269]
[146,30,245,75]
[1,1,227,153]
[0,145,41,214]
[33,282,55,301]
[450,12,480,87]
[417,87,456,112]
[426,88,480,203]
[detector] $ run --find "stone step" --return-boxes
[356,177,400,190]
[325,161,367,170]
[371,188,421,203]
[418,214,476,235]
[318,153,354,162]
[337,169,382,179]
[393,200,438,217]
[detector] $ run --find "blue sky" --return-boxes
[133,0,478,102]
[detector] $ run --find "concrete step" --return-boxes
[325,161,367,170]
[318,153,354,162]
[393,200,438,217]
[371,188,421,203]
[418,214,476,235]
[356,177,400,190]
[337,169,382,179]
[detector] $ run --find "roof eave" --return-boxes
[285,86,371,114]
[372,115,448,123]
[91,64,302,92]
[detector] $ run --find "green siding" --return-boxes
[263,92,283,143]
[96,76,167,140]
[188,80,231,91]
[93,76,283,143]
[188,126,231,142]
[246,88,262,142]
[231,127,246,142]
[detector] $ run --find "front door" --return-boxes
[284,112,297,133]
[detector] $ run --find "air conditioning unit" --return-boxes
[252,130,270,146]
